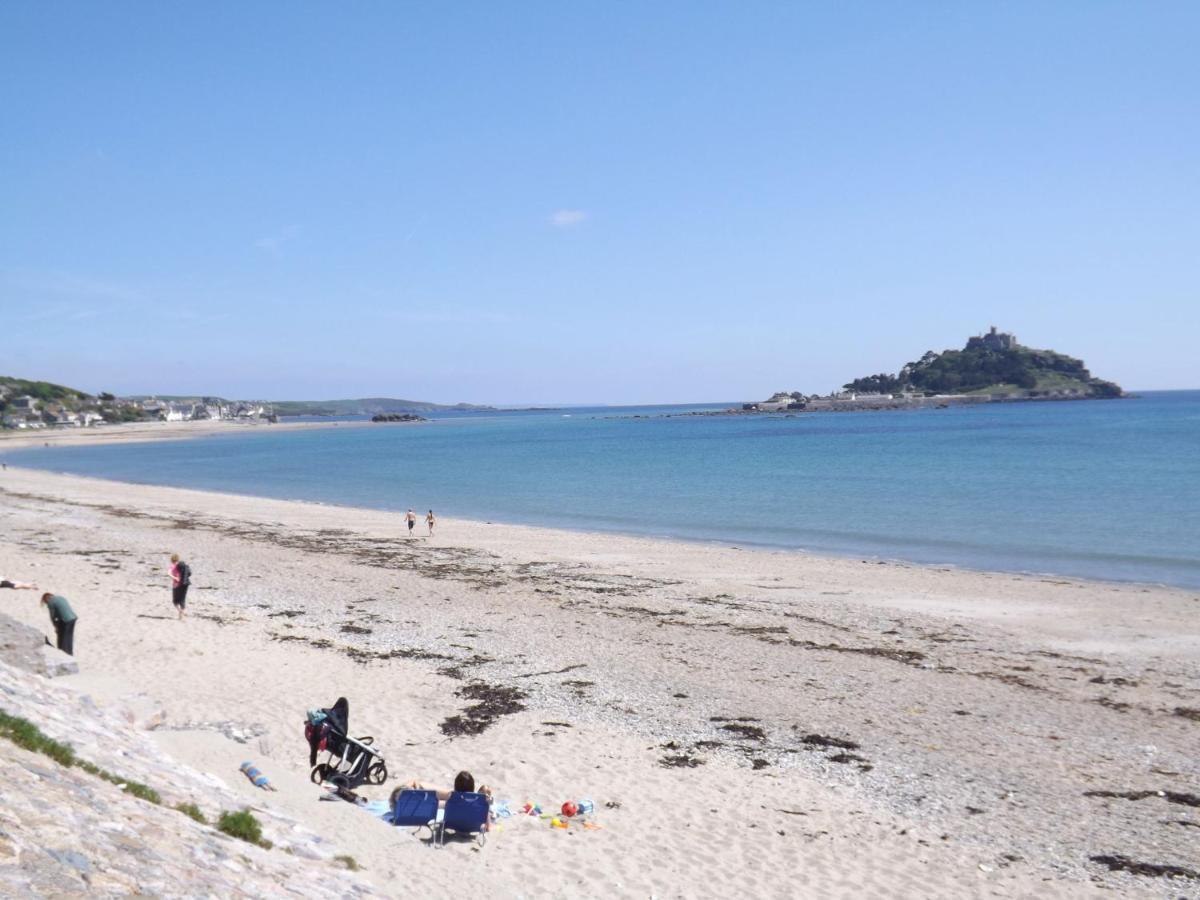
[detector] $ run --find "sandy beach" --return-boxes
[0,418,370,451]
[1,465,1197,898]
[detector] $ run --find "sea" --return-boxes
[5,391,1199,589]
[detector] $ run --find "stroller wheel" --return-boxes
[330,774,350,791]
[310,764,329,785]
[368,760,388,785]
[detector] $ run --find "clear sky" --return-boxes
[2,3,1196,404]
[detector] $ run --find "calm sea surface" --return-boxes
[5,392,1199,588]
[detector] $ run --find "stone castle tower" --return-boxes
[967,325,1017,352]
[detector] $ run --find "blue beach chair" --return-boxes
[391,790,439,839]
[437,791,490,847]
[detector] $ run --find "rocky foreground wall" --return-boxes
[0,613,379,898]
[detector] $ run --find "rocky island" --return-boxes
[748,328,1124,412]
[369,413,427,423]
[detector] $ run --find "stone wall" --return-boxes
[0,655,379,897]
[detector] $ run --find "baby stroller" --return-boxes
[305,697,388,791]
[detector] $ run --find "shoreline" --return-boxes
[2,453,1195,592]
[1,466,1197,895]
[2,468,1190,643]
[0,417,376,450]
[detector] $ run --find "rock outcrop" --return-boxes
[0,612,75,677]
[0,656,379,897]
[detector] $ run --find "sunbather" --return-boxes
[402,770,492,803]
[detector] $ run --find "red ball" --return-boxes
[561,802,579,818]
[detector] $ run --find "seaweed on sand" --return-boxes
[1090,855,1198,879]
[440,682,528,737]
[798,733,860,751]
[659,754,704,768]
[719,723,766,742]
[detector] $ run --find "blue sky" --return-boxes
[2,3,1196,403]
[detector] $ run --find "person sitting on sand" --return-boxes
[0,577,37,590]
[402,770,492,804]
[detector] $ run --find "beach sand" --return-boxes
[1,466,1197,897]
[0,417,367,450]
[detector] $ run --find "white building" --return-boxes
[10,396,39,412]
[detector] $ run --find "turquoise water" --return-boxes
[5,392,1199,588]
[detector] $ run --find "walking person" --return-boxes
[41,592,77,656]
[405,509,417,538]
[169,553,191,619]
[426,509,436,537]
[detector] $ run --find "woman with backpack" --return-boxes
[169,553,191,619]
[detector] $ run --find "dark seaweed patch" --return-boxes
[440,682,528,737]
[798,733,860,751]
[828,752,867,764]
[720,723,766,742]
[1090,855,1198,879]
[1084,790,1200,808]
[660,754,704,768]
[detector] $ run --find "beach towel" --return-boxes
[240,761,277,791]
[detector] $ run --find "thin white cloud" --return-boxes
[2,269,142,303]
[549,209,588,228]
[15,302,103,323]
[255,225,301,253]
[387,308,515,326]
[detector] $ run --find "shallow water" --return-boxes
[6,392,1200,588]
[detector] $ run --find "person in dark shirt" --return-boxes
[0,577,37,590]
[169,554,191,619]
[41,592,77,656]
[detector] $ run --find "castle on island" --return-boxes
[966,325,1018,352]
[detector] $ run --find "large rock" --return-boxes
[40,645,79,678]
[0,613,50,675]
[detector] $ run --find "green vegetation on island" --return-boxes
[843,328,1123,399]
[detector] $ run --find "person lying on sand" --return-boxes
[400,770,492,804]
[0,577,37,590]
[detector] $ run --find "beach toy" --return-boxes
[550,817,568,829]
[523,802,542,816]
[578,799,594,814]
[561,801,579,818]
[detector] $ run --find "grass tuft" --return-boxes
[0,709,78,767]
[218,809,271,848]
[176,802,207,824]
[122,780,162,804]
[334,854,361,871]
[0,708,162,806]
